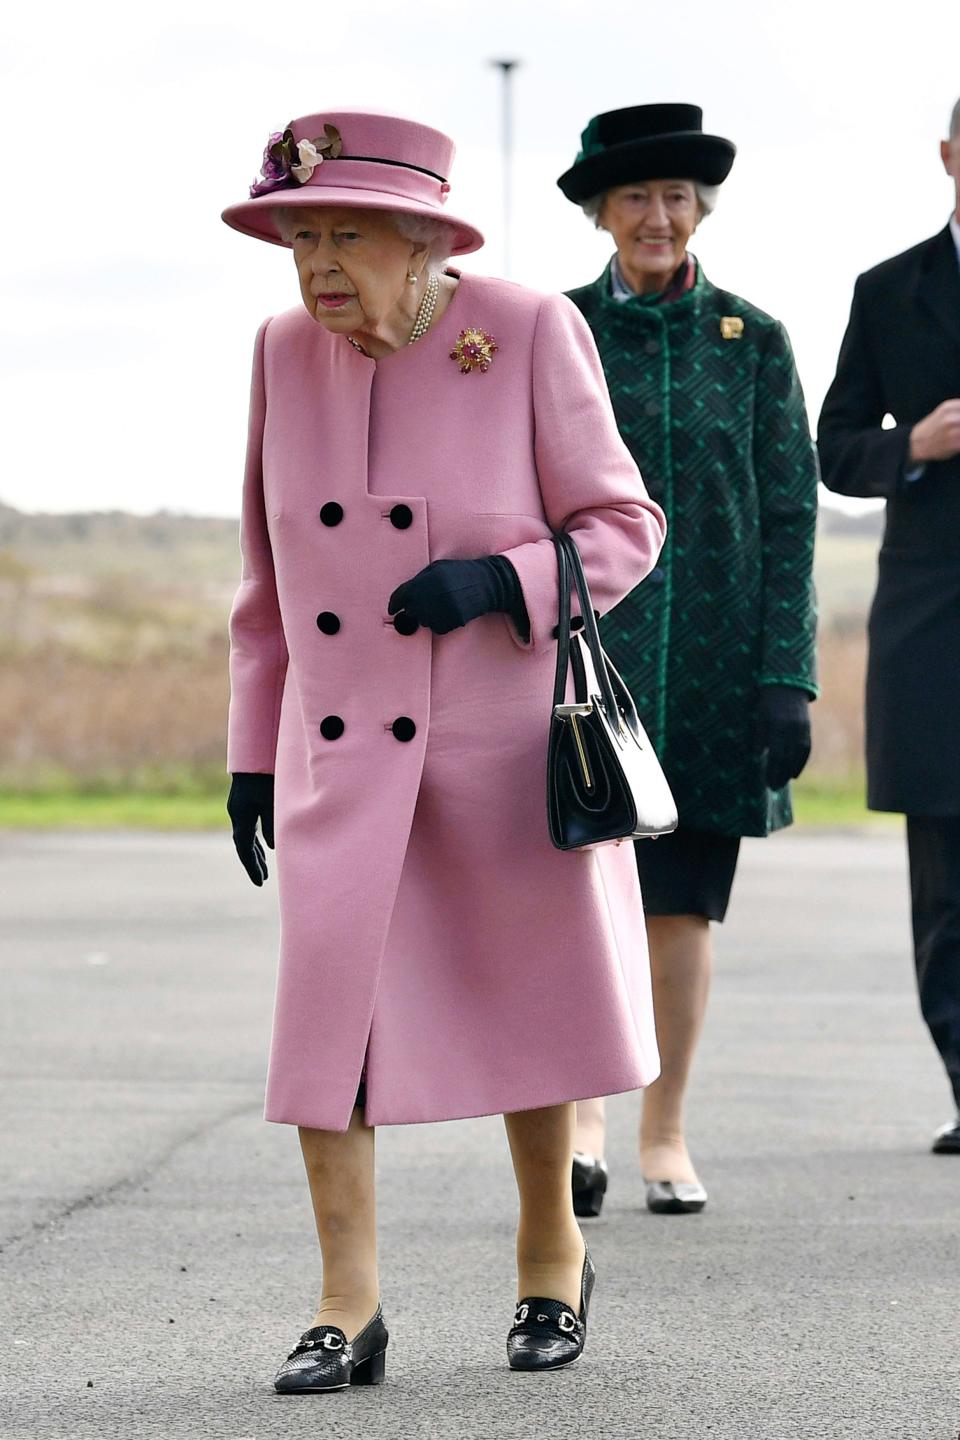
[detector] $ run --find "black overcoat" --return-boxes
[818,225,960,815]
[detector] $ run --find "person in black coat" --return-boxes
[818,97,960,1154]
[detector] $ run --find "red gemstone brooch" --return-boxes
[450,328,498,374]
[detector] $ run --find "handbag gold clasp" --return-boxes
[556,703,594,792]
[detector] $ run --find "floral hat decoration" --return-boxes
[250,123,344,195]
[222,109,484,255]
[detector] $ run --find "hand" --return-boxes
[388,556,516,635]
[227,773,275,886]
[908,400,960,464]
[755,686,812,791]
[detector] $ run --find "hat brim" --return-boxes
[222,186,484,256]
[558,132,736,204]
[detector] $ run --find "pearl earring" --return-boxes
[407,271,418,284]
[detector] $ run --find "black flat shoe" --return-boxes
[507,1250,595,1372]
[645,1180,708,1214]
[274,1308,388,1393]
[572,1152,608,1218]
[932,1117,960,1154]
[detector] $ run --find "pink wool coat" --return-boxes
[228,271,667,1131]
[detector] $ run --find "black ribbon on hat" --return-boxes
[339,154,447,183]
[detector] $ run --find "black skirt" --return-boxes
[634,825,741,922]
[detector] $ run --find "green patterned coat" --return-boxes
[567,262,819,837]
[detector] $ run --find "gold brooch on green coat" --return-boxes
[720,316,744,340]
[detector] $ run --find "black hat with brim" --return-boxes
[558,103,736,204]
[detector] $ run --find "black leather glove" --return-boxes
[388,555,529,638]
[227,773,275,886]
[756,686,812,791]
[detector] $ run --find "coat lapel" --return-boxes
[916,225,960,355]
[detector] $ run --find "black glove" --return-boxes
[227,773,275,886]
[388,555,529,638]
[756,686,812,791]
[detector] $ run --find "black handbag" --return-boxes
[547,530,678,850]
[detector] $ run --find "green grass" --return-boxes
[0,775,899,832]
[0,788,229,830]
[790,777,899,830]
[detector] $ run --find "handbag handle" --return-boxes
[552,532,573,707]
[551,533,588,707]
[551,530,620,726]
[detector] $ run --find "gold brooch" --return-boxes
[450,328,498,374]
[720,316,744,340]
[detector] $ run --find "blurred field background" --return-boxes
[0,499,887,828]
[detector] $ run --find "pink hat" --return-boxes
[221,109,484,255]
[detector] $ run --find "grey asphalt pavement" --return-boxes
[0,829,956,1440]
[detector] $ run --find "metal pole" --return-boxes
[490,59,520,277]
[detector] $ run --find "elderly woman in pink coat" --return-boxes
[221,108,666,1391]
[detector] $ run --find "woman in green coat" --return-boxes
[558,105,819,1216]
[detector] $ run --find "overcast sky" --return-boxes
[2,0,958,517]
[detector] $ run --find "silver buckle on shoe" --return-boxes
[321,1333,345,1351]
[557,1311,576,1333]
[514,1303,529,1324]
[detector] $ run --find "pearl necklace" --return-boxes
[346,272,441,356]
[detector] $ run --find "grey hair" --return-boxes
[391,212,452,273]
[950,97,960,140]
[581,181,719,227]
[272,206,451,272]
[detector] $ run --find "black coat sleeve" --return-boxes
[816,276,914,499]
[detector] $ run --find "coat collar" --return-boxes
[950,212,960,265]
[581,256,710,321]
[916,224,960,355]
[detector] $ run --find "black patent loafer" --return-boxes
[572,1151,608,1218]
[274,1308,388,1393]
[932,1117,960,1154]
[507,1250,595,1372]
[646,1179,708,1214]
